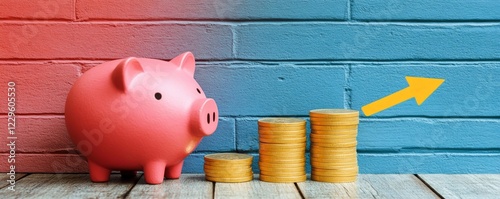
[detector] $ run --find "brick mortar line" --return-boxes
[0,20,499,25]
[2,60,500,64]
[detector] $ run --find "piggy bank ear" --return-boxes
[170,52,195,76]
[112,57,144,92]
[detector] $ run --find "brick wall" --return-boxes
[1,0,499,173]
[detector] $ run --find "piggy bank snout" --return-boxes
[191,98,218,137]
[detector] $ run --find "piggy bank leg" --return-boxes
[120,170,137,179]
[88,161,111,182]
[164,161,184,179]
[143,161,166,184]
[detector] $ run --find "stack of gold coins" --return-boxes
[258,118,307,183]
[309,109,359,183]
[204,153,253,183]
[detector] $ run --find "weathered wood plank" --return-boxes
[419,174,500,199]
[126,174,212,198]
[0,173,28,189]
[215,175,302,199]
[0,174,138,198]
[297,174,439,199]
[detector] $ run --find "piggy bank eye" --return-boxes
[155,92,162,100]
[196,88,201,94]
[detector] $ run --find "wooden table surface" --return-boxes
[1,174,499,198]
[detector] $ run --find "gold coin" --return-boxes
[311,125,358,131]
[311,132,358,137]
[310,116,359,123]
[311,162,358,169]
[259,166,305,173]
[312,141,357,148]
[313,166,358,172]
[310,109,359,117]
[310,133,357,139]
[310,157,358,164]
[310,153,357,160]
[310,161,358,167]
[260,170,306,176]
[204,166,252,173]
[259,156,305,163]
[259,174,307,183]
[205,170,253,177]
[204,161,252,168]
[312,168,358,176]
[259,126,306,131]
[259,150,305,156]
[205,175,254,183]
[205,170,253,178]
[311,120,359,126]
[259,137,307,144]
[259,154,305,161]
[311,137,357,143]
[310,154,358,161]
[259,133,305,138]
[258,161,305,168]
[258,118,306,126]
[260,147,305,153]
[204,153,253,164]
[310,146,356,153]
[311,175,357,183]
[259,153,306,160]
[310,157,357,164]
[259,131,306,138]
[259,128,306,136]
[260,142,306,148]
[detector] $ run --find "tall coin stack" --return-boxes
[258,118,307,183]
[309,109,359,183]
[204,153,254,183]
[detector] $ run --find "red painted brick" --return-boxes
[0,116,75,153]
[0,63,80,114]
[76,0,347,20]
[0,154,87,173]
[0,22,232,60]
[0,0,75,20]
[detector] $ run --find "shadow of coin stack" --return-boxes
[204,153,254,183]
[258,118,307,182]
[309,109,359,182]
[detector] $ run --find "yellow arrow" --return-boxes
[362,76,445,116]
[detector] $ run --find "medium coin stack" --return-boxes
[258,118,307,183]
[309,109,359,183]
[204,153,254,183]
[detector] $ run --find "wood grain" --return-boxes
[419,174,500,199]
[0,174,138,198]
[126,174,212,198]
[0,173,28,189]
[214,174,302,199]
[297,174,439,199]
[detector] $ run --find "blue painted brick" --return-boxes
[183,153,205,173]
[195,64,346,116]
[358,118,500,150]
[78,0,348,20]
[350,64,500,117]
[195,117,235,152]
[235,24,500,60]
[352,0,500,21]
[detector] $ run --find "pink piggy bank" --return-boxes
[65,52,218,184]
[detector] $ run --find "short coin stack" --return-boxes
[258,118,307,183]
[309,109,359,183]
[204,153,254,183]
